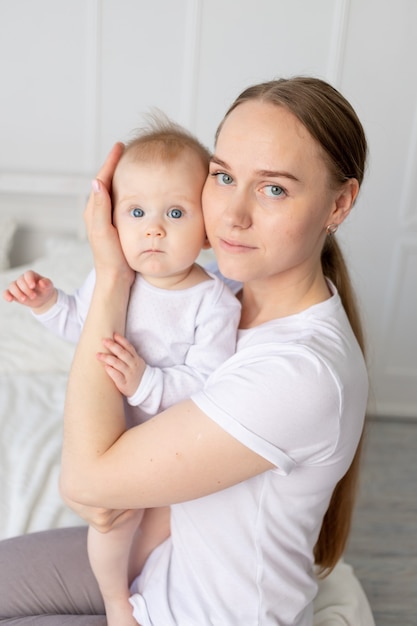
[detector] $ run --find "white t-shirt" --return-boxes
[129,283,368,625]
[35,268,241,423]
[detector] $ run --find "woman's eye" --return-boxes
[213,172,233,186]
[131,207,144,218]
[264,185,285,198]
[168,207,183,219]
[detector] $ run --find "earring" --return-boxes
[326,223,338,236]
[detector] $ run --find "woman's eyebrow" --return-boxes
[209,155,229,168]
[256,169,300,182]
[210,156,299,183]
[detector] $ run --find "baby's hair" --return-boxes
[122,111,211,171]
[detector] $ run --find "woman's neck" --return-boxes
[239,270,331,329]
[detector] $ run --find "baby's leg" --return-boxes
[88,509,144,626]
[128,506,171,584]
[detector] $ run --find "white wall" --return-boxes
[0,0,416,418]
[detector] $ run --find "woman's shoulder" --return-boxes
[237,290,346,347]
[230,292,367,395]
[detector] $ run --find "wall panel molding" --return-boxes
[378,239,417,376]
[83,0,103,172]
[326,0,350,87]
[399,100,417,229]
[179,0,203,131]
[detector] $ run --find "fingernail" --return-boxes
[92,179,101,193]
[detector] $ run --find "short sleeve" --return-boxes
[191,344,341,473]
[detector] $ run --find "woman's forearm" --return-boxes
[60,147,131,505]
[61,274,131,502]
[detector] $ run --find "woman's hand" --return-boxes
[62,490,138,533]
[85,143,135,287]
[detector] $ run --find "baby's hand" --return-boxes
[2,270,57,313]
[97,332,146,397]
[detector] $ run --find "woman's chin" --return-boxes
[216,261,248,283]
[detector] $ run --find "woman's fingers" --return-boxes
[96,142,124,190]
[84,143,135,286]
[86,176,113,235]
[85,142,125,232]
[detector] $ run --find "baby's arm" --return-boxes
[3,268,96,343]
[2,270,57,313]
[97,280,241,415]
[131,280,241,415]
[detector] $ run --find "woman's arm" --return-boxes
[60,143,272,516]
[63,397,273,511]
[60,142,135,504]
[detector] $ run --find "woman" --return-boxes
[0,77,369,625]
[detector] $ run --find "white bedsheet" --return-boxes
[0,238,92,537]
[0,372,82,537]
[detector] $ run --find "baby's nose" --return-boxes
[146,223,165,237]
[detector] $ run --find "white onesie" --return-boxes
[35,267,241,423]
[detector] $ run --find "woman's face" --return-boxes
[202,100,349,286]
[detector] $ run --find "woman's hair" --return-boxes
[219,77,368,575]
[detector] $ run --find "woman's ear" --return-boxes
[329,178,360,227]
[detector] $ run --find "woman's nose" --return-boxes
[222,191,252,229]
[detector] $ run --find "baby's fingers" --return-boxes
[96,352,129,391]
[97,351,127,372]
[2,288,14,303]
[112,333,137,355]
[102,334,137,363]
[4,276,34,303]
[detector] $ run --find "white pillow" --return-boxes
[0,218,17,270]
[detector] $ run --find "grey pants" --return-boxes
[0,527,106,625]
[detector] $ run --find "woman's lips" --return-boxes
[219,238,256,253]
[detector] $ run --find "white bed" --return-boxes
[0,236,92,537]
[0,233,375,625]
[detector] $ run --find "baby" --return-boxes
[3,117,241,626]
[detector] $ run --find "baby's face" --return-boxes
[112,150,207,283]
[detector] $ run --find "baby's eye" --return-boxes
[264,185,285,198]
[130,207,144,218]
[212,172,233,185]
[168,207,183,219]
